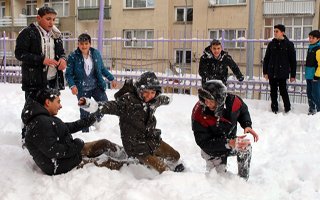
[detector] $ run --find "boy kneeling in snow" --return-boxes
[79,71,184,173]
[191,80,259,180]
[22,88,125,175]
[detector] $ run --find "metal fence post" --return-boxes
[2,31,6,83]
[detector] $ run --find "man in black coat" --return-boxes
[22,88,126,175]
[199,39,244,86]
[263,24,297,113]
[15,6,67,101]
[79,71,184,173]
[192,80,259,180]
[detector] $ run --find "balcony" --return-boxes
[0,16,27,27]
[78,6,111,20]
[263,1,315,16]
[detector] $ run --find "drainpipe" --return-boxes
[97,0,105,53]
[182,0,187,74]
[246,0,254,80]
[3,31,6,83]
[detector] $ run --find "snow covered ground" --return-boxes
[0,83,319,200]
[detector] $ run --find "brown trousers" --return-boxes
[80,139,127,170]
[137,140,180,173]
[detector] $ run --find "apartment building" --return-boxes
[0,0,319,84]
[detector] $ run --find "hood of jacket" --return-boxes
[308,41,320,52]
[21,100,50,125]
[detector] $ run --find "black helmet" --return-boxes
[198,80,227,113]
[135,71,162,94]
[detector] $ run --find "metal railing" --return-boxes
[0,32,309,103]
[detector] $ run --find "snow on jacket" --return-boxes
[65,47,114,93]
[21,100,96,175]
[15,23,66,91]
[199,47,244,85]
[97,79,170,157]
[263,36,297,79]
[192,93,252,157]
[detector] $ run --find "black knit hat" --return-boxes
[135,71,162,94]
[198,80,227,110]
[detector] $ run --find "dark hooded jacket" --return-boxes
[192,93,252,157]
[263,35,297,79]
[199,46,244,85]
[21,100,96,175]
[15,23,66,91]
[98,73,170,157]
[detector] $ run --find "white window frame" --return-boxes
[78,0,110,8]
[26,0,37,16]
[124,29,154,48]
[174,49,192,65]
[0,1,5,18]
[211,0,246,5]
[45,0,69,17]
[124,0,155,9]
[263,17,313,43]
[175,7,193,22]
[209,29,246,48]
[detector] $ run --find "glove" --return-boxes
[74,138,85,152]
[78,97,99,113]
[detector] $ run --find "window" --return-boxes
[176,7,193,22]
[209,29,246,48]
[26,0,37,16]
[175,49,191,65]
[264,17,313,42]
[125,0,154,8]
[0,1,5,18]
[124,29,154,48]
[211,0,246,5]
[45,0,69,17]
[78,0,109,8]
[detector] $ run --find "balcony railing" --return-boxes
[78,6,111,20]
[263,1,315,16]
[0,17,27,27]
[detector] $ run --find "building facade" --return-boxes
[0,0,319,89]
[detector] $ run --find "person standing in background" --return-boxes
[263,24,297,114]
[199,39,244,86]
[65,33,116,132]
[305,30,320,115]
[15,6,67,101]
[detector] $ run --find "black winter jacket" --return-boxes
[15,23,66,91]
[192,94,252,157]
[99,80,170,157]
[21,100,96,175]
[199,47,244,85]
[263,36,297,79]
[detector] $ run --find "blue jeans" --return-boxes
[77,87,108,132]
[307,80,320,112]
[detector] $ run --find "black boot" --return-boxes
[271,104,278,114]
